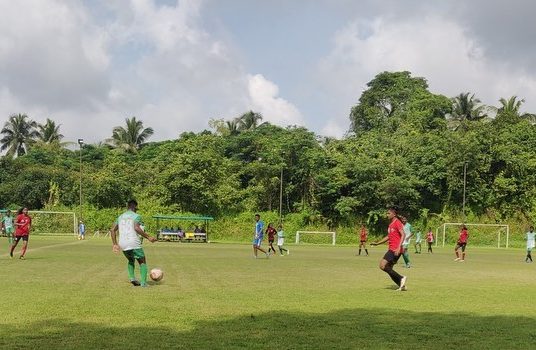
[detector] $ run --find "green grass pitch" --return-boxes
[1,236,535,349]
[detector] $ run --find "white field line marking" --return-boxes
[1,239,85,258]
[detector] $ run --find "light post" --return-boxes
[279,166,283,224]
[78,139,84,224]
[462,161,468,221]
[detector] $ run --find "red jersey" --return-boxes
[387,218,404,251]
[360,227,367,241]
[15,214,31,236]
[266,227,277,241]
[426,231,434,242]
[458,229,468,243]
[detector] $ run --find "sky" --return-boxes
[1,0,536,143]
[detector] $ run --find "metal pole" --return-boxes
[78,139,84,225]
[462,161,467,221]
[279,166,283,224]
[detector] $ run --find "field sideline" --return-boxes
[1,236,535,349]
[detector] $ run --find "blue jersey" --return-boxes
[255,220,264,238]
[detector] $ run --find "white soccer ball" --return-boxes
[149,268,164,282]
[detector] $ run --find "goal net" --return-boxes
[440,223,510,248]
[295,231,336,245]
[29,211,77,236]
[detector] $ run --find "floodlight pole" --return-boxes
[279,166,283,224]
[78,139,84,224]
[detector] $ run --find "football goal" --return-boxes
[29,211,77,236]
[295,231,336,245]
[440,223,510,248]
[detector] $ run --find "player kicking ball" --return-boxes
[371,207,407,291]
[110,200,157,287]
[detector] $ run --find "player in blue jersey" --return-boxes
[253,214,269,259]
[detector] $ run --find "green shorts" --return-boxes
[123,248,145,260]
[5,227,14,234]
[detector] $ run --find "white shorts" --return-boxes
[528,241,535,250]
[277,238,284,246]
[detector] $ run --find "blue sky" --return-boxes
[1,0,536,142]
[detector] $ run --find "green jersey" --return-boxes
[415,231,422,243]
[2,215,14,229]
[402,223,412,246]
[115,210,142,251]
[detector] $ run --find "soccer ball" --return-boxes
[150,268,163,282]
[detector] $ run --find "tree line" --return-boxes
[1,71,536,233]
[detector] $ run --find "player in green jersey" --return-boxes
[1,210,15,245]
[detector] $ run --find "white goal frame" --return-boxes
[441,222,510,248]
[295,231,336,245]
[28,210,78,236]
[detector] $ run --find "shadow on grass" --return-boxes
[1,308,535,349]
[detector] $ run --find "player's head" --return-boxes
[6,210,11,215]
[530,226,534,232]
[277,224,283,230]
[399,216,407,224]
[462,224,467,230]
[387,206,399,220]
[127,199,138,211]
[254,214,260,222]
[21,207,28,215]
[268,222,273,228]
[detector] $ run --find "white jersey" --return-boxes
[527,231,535,249]
[116,210,142,251]
[402,223,412,246]
[277,230,285,246]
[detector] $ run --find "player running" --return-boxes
[400,217,413,268]
[1,210,15,246]
[276,224,289,256]
[357,224,369,256]
[10,207,31,260]
[266,223,277,255]
[414,230,422,254]
[371,207,407,291]
[526,226,535,263]
[253,214,269,259]
[426,228,434,253]
[110,200,157,287]
[454,225,469,262]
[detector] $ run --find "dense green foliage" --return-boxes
[1,71,536,236]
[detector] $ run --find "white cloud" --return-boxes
[247,74,304,126]
[317,15,536,136]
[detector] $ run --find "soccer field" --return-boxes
[1,236,535,349]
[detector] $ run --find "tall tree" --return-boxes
[0,114,38,157]
[108,117,154,152]
[495,96,536,124]
[36,118,64,144]
[449,92,488,130]
[237,111,263,131]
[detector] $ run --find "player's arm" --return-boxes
[110,223,120,252]
[135,223,157,242]
[371,235,388,246]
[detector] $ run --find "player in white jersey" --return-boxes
[276,224,289,256]
[526,226,535,263]
[400,217,413,268]
[1,210,15,245]
[111,200,156,287]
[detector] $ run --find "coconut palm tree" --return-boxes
[449,93,488,131]
[108,117,154,152]
[36,118,64,144]
[495,96,536,123]
[237,111,263,131]
[226,119,240,136]
[0,114,38,157]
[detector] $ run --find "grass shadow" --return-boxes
[1,308,535,349]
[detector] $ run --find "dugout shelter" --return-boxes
[153,215,213,242]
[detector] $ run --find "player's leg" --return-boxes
[402,247,410,267]
[133,249,148,287]
[454,245,460,261]
[461,244,466,261]
[364,243,368,256]
[358,242,362,255]
[19,236,29,259]
[379,252,404,288]
[527,248,533,262]
[6,228,14,245]
[122,250,139,285]
[10,236,21,258]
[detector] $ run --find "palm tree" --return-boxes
[495,96,536,123]
[226,119,240,136]
[449,93,488,130]
[108,117,154,152]
[0,114,38,157]
[36,118,64,144]
[237,111,263,131]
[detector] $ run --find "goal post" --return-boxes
[295,231,336,245]
[441,223,510,248]
[28,210,77,236]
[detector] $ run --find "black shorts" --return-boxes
[268,239,275,244]
[383,250,401,264]
[14,235,29,242]
[360,240,366,243]
[456,242,467,252]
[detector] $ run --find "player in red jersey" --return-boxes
[357,224,369,256]
[266,223,277,255]
[10,207,32,260]
[371,207,407,291]
[454,225,469,262]
[426,228,434,253]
